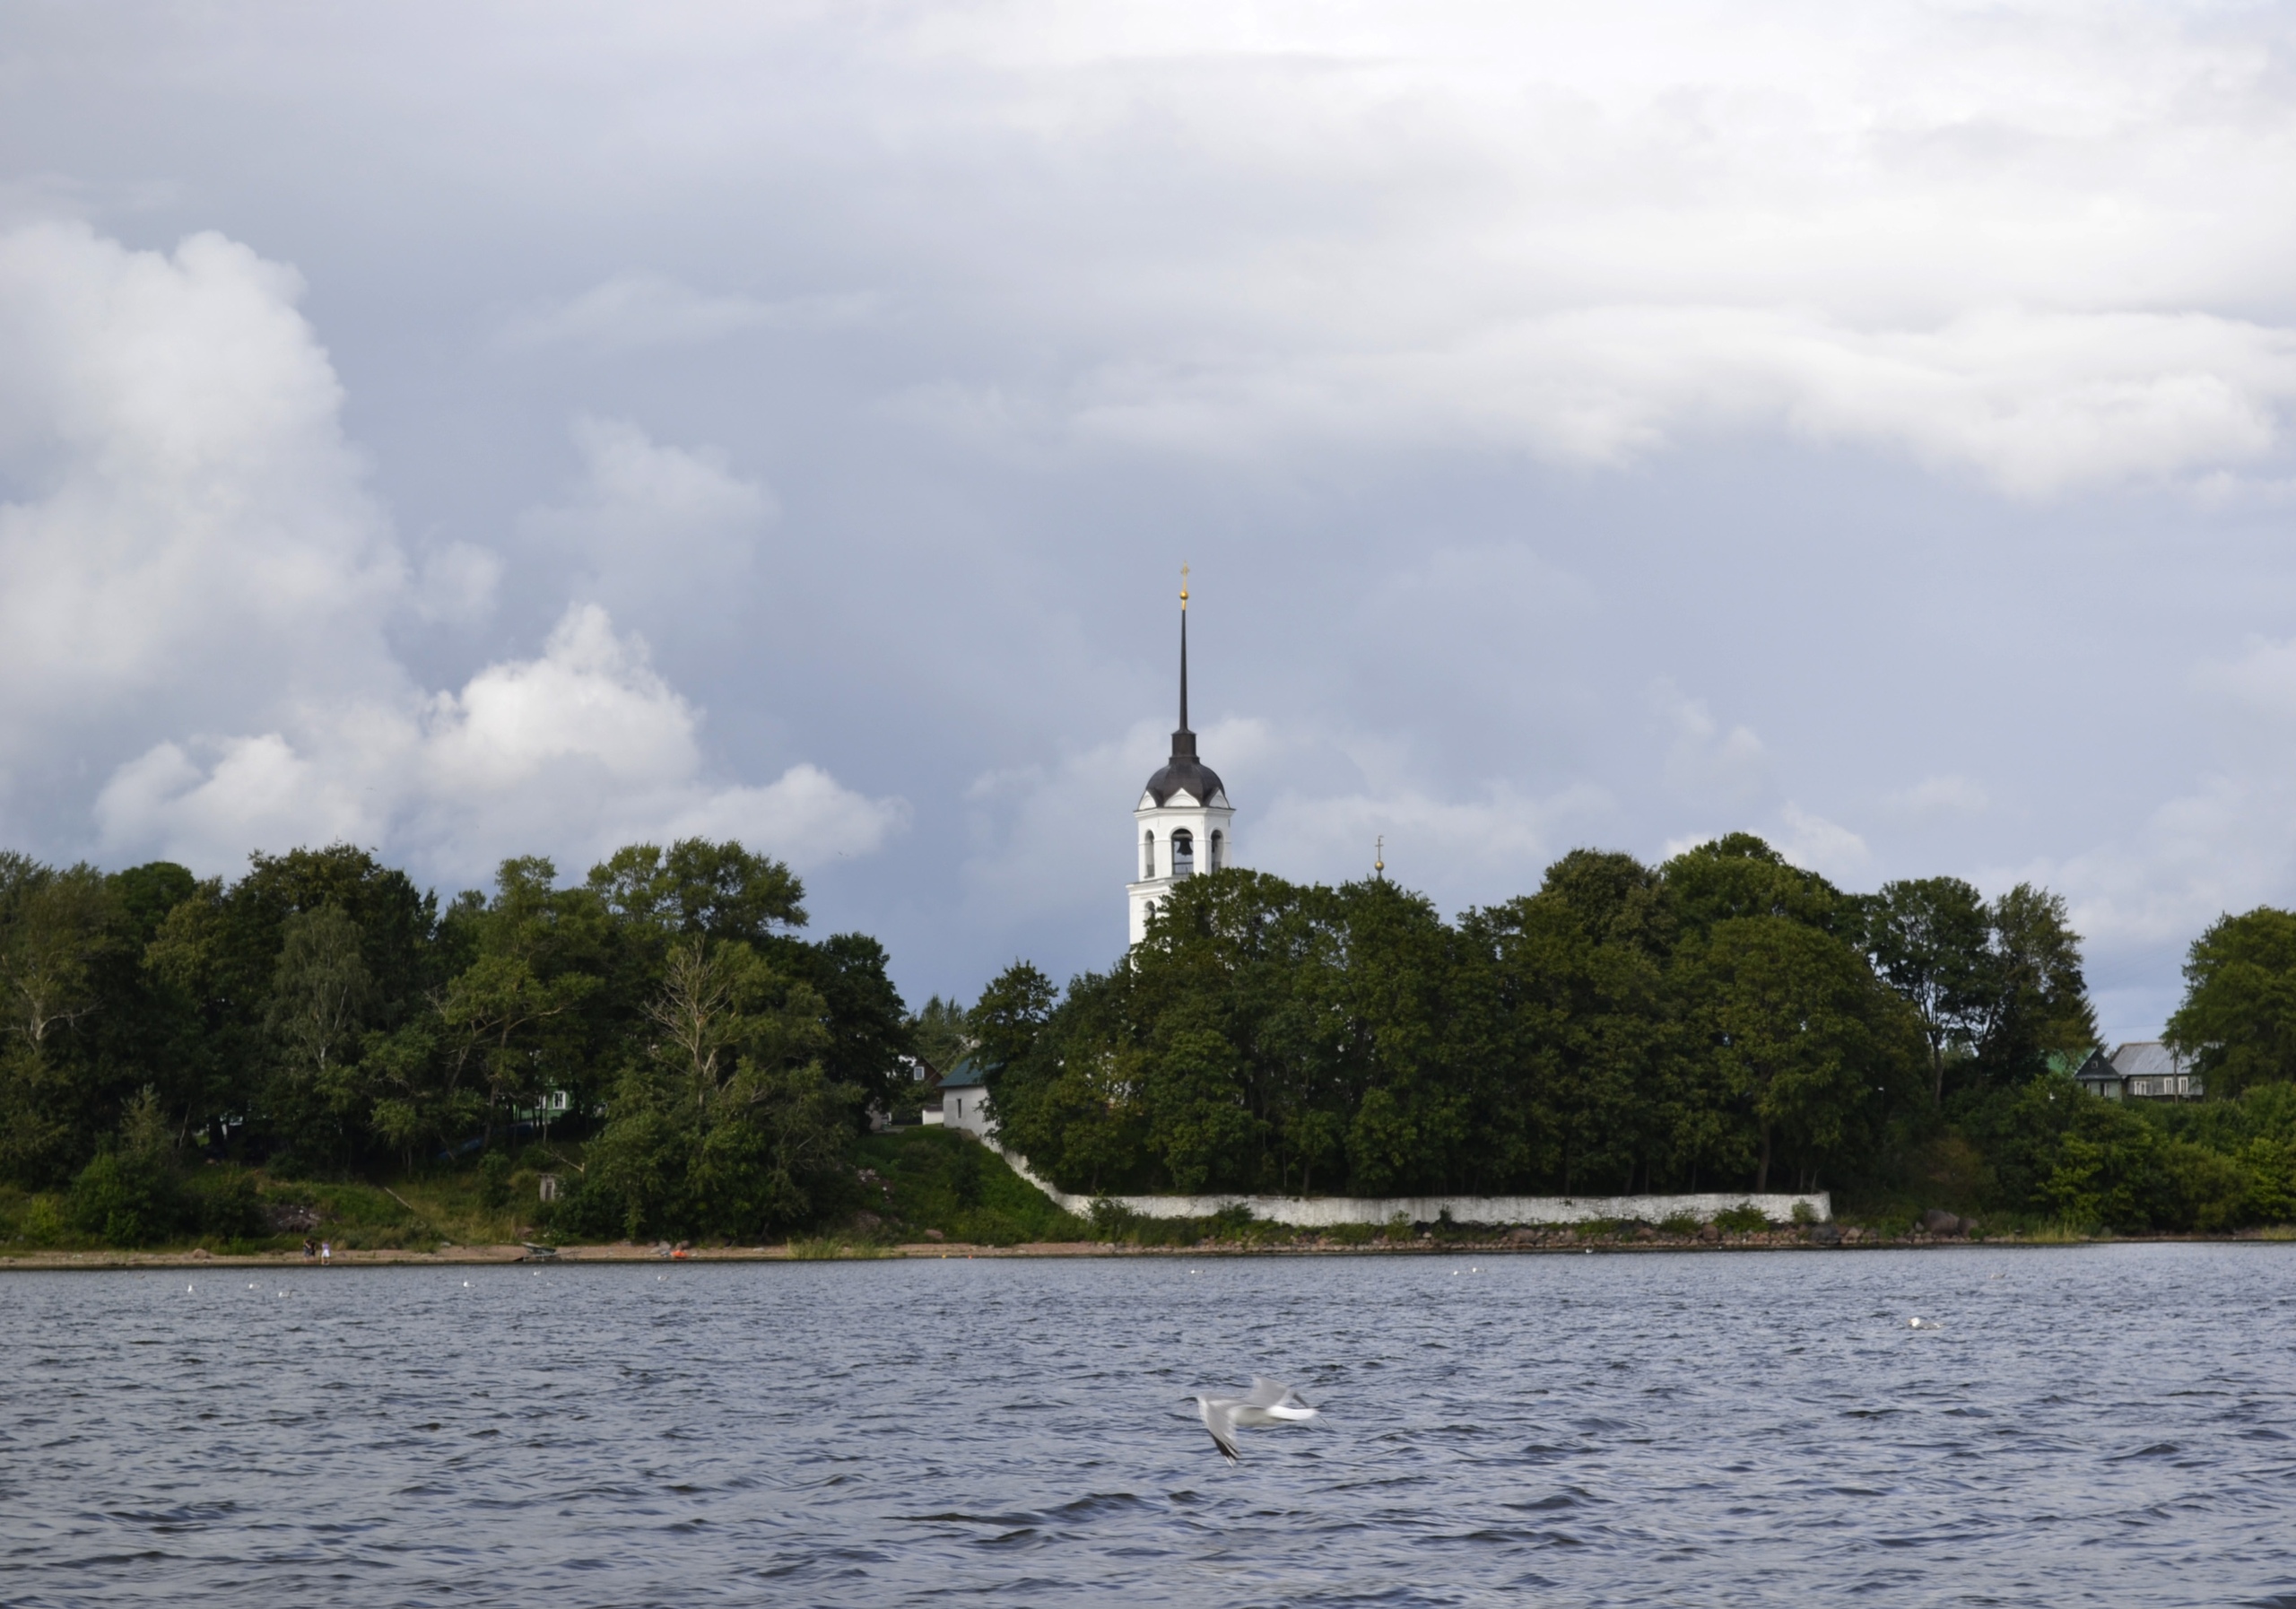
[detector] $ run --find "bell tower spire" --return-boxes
[1172,563,1195,758]
[1127,563,1235,945]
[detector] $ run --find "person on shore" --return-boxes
[301,1238,317,1260]
[320,1241,332,1264]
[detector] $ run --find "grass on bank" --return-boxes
[0,1142,592,1256]
[12,1126,2292,1254]
[851,1126,1089,1245]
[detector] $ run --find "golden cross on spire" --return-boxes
[1180,562,1189,610]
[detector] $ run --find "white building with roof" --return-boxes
[2074,1041,2204,1100]
[937,1057,996,1138]
[1126,575,1236,945]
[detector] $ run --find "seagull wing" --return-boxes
[1246,1377,1318,1420]
[1197,1396,1242,1463]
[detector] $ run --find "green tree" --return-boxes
[780,932,911,1123]
[908,995,972,1074]
[1687,916,1912,1191]
[1863,876,1992,1107]
[1978,883,2099,1081]
[262,904,380,1167]
[1145,1013,1261,1192]
[432,858,605,1144]
[586,839,805,943]
[578,934,848,1239]
[266,906,376,1085]
[0,854,116,1048]
[1472,849,1678,1195]
[2166,906,2296,1097]
[68,1085,184,1247]
[1664,834,1845,936]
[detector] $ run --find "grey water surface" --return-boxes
[2,1244,2292,1607]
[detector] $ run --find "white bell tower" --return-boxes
[1127,566,1236,945]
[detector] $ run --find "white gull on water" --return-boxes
[1188,1378,1319,1463]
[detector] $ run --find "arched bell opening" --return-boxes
[1171,828,1195,877]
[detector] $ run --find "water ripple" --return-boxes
[2,1245,2293,1605]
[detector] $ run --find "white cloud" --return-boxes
[97,604,907,883]
[498,272,874,353]
[1655,681,1769,805]
[2192,635,2296,720]
[824,2,2296,494]
[1068,307,2296,498]
[0,220,897,886]
[519,415,774,627]
[1890,773,1991,820]
[1774,803,1871,881]
[413,542,503,624]
[0,221,402,766]
[1256,779,1609,895]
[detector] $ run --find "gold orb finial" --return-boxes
[1180,561,1189,609]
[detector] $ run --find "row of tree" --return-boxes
[0,840,910,1238]
[21,825,2296,1240]
[973,834,2100,1201]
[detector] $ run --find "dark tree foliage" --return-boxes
[2167,907,2296,1097]
[0,839,909,1238]
[1860,877,2098,1105]
[905,994,971,1076]
[768,931,913,1123]
[984,841,1929,1200]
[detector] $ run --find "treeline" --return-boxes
[0,840,912,1242]
[21,826,2296,1248]
[971,835,2296,1231]
[978,835,2098,1201]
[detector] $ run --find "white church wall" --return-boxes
[994,1144,1831,1226]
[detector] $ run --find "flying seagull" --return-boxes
[1188,1377,1319,1463]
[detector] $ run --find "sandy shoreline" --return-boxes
[7,1234,2278,1268]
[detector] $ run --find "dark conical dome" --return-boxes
[1144,728,1225,807]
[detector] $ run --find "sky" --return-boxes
[5,2,2296,1038]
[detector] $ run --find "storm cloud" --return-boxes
[5,2,2296,1035]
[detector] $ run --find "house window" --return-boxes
[1171,828,1194,877]
[1209,830,1223,870]
[1143,831,1155,879]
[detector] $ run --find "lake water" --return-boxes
[3,1245,2292,1607]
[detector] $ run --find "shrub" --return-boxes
[70,1151,183,1247]
[3,1192,70,1247]
[184,1167,265,1240]
[1658,1211,1703,1237]
[1790,1200,1819,1226]
[1714,1202,1771,1233]
[1089,1196,1140,1239]
[477,1151,511,1210]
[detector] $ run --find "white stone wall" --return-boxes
[994,1145,1829,1225]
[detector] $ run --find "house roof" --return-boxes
[938,1056,987,1089]
[2110,1041,2182,1079]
